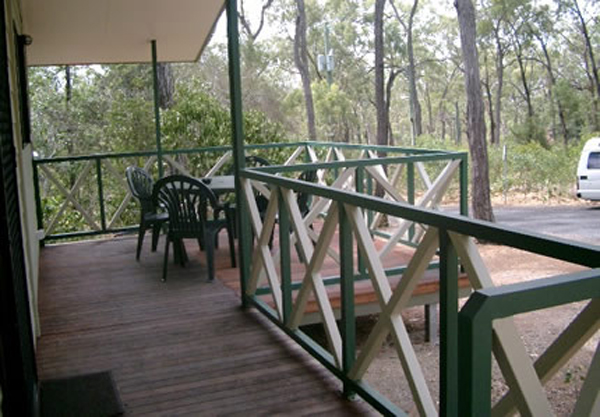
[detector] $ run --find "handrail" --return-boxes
[238,162,600,416]
[241,169,599,267]
[32,141,464,241]
[458,270,600,416]
[255,152,465,173]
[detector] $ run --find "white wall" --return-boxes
[6,0,41,339]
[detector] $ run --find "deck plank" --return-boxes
[36,237,373,415]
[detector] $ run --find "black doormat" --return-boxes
[41,371,124,417]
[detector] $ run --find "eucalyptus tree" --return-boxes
[239,0,275,43]
[390,0,422,143]
[529,5,570,143]
[455,0,495,222]
[323,0,373,142]
[293,0,318,140]
[479,0,511,145]
[559,0,600,131]
[375,0,388,149]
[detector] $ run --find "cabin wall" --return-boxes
[5,0,40,339]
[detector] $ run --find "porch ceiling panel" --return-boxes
[22,0,225,66]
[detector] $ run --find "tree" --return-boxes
[374,0,387,150]
[529,7,570,143]
[157,63,174,110]
[391,0,422,143]
[294,0,318,140]
[239,0,274,43]
[455,0,495,222]
[479,0,510,145]
[563,0,600,131]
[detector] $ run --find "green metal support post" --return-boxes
[226,0,251,307]
[355,167,366,281]
[324,23,333,87]
[95,158,106,231]
[458,298,493,416]
[339,203,356,399]
[460,155,468,217]
[151,40,163,179]
[407,162,415,240]
[366,171,373,228]
[32,161,44,247]
[278,190,292,324]
[439,230,459,415]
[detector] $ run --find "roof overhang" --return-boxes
[22,0,225,66]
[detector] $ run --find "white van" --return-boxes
[576,137,600,201]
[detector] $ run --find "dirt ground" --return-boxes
[303,242,598,415]
[361,244,598,415]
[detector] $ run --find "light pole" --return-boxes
[318,23,334,87]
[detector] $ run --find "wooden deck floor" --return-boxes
[36,236,373,416]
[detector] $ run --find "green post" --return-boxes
[366,171,373,228]
[407,162,415,240]
[338,203,355,398]
[95,158,106,231]
[226,0,251,307]
[458,297,493,416]
[439,230,459,415]
[278,189,292,325]
[355,167,366,281]
[324,23,333,86]
[32,161,45,246]
[151,40,163,178]
[460,154,469,217]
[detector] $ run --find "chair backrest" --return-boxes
[126,166,155,214]
[226,156,271,213]
[245,155,271,168]
[297,169,317,216]
[153,175,218,237]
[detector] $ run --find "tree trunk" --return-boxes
[483,51,496,146]
[537,35,569,143]
[375,0,387,152]
[455,0,495,222]
[65,66,76,187]
[572,0,600,131]
[65,66,72,107]
[455,101,461,144]
[425,83,434,134]
[157,63,174,110]
[294,0,317,141]
[406,0,422,142]
[515,51,534,120]
[584,51,600,131]
[385,69,400,146]
[493,23,504,145]
[239,0,274,42]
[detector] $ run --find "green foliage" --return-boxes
[312,80,357,141]
[162,84,230,149]
[510,116,549,148]
[414,134,583,200]
[489,141,583,198]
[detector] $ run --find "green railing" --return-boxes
[459,271,600,416]
[237,159,600,416]
[32,141,467,242]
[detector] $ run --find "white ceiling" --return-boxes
[22,0,225,66]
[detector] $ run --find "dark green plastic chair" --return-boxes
[126,166,168,261]
[226,155,272,245]
[297,169,317,217]
[153,175,236,282]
